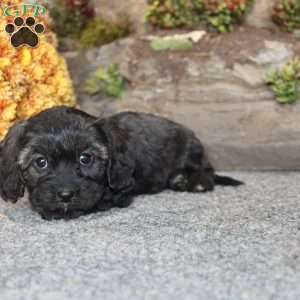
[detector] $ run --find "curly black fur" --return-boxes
[0,106,243,220]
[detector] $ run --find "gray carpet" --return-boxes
[0,172,300,300]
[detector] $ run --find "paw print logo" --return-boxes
[5,17,45,48]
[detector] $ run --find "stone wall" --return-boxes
[91,0,148,33]
[65,28,300,171]
[246,0,277,28]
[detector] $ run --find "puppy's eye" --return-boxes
[79,153,93,166]
[35,157,48,169]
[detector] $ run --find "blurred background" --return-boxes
[1,0,300,170]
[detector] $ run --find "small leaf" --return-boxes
[151,37,193,51]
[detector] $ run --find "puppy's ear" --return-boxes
[0,121,27,203]
[92,120,135,192]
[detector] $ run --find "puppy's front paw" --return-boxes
[38,209,85,221]
[39,211,55,221]
[114,197,134,208]
[97,201,114,211]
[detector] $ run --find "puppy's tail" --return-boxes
[214,174,244,187]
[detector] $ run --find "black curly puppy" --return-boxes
[0,106,243,220]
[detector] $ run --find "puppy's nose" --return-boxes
[57,189,75,202]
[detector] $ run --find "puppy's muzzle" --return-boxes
[56,186,79,203]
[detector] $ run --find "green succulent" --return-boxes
[272,0,300,31]
[84,64,125,98]
[266,57,300,104]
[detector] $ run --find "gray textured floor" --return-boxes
[0,172,300,300]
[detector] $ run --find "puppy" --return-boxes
[0,106,243,220]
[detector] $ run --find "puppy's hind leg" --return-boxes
[168,136,217,193]
[168,173,190,192]
[190,170,215,193]
[168,169,215,193]
[169,153,216,193]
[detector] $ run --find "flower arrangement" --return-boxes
[272,0,300,31]
[0,0,76,140]
[146,0,253,32]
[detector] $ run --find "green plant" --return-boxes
[205,0,254,32]
[151,37,193,50]
[50,0,130,49]
[50,0,94,39]
[146,0,205,29]
[84,64,126,98]
[79,18,131,49]
[272,0,300,31]
[266,57,300,104]
[146,0,253,32]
